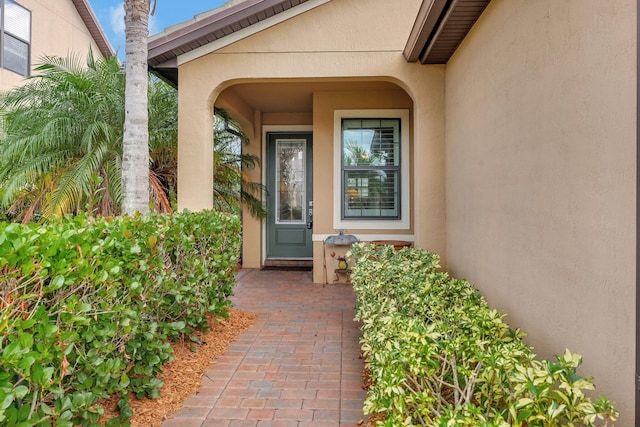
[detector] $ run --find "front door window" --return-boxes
[276,139,306,224]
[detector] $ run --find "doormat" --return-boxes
[261,266,312,271]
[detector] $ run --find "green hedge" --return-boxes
[0,210,240,427]
[350,243,618,426]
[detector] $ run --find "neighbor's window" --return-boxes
[341,118,401,219]
[1,0,31,76]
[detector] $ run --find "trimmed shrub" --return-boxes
[350,243,618,426]
[0,210,240,426]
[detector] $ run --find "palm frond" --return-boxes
[0,53,266,222]
[0,52,168,220]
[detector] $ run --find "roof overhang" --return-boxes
[148,0,328,87]
[71,0,115,58]
[404,0,491,64]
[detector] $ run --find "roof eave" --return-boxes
[147,0,332,87]
[148,0,266,54]
[71,0,115,58]
[150,57,179,87]
[151,67,179,88]
[403,0,448,62]
[404,0,492,65]
[148,0,293,67]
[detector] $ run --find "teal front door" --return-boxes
[266,132,313,258]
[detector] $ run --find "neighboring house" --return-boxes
[0,0,113,91]
[148,0,636,422]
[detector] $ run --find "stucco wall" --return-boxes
[0,0,102,90]
[176,0,447,274]
[445,0,636,420]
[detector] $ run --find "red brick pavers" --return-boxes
[161,269,367,427]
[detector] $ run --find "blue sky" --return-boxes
[88,1,229,57]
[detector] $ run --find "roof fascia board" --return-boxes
[71,0,115,58]
[419,0,459,63]
[177,0,331,66]
[153,57,178,69]
[149,0,266,51]
[403,0,449,62]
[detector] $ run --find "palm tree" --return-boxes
[122,0,152,214]
[148,76,178,213]
[0,53,175,222]
[0,52,265,222]
[0,53,124,221]
[213,109,267,219]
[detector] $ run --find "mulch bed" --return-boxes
[101,308,257,426]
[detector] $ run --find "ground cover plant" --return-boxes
[0,210,240,426]
[349,243,618,426]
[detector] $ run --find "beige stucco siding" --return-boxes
[0,0,102,90]
[176,0,446,275]
[212,0,416,54]
[445,0,636,420]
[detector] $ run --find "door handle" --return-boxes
[306,221,313,229]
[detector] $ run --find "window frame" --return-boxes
[1,0,31,77]
[341,118,402,220]
[333,109,410,230]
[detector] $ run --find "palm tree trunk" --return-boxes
[122,0,150,214]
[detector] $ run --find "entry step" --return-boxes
[264,258,313,268]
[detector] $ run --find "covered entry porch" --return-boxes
[147,0,446,283]
[213,79,420,282]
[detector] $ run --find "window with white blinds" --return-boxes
[342,118,401,219]
[333,109,410,230]
[2,0,31,76]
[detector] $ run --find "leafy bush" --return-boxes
[350,243,618,426]
[0,210,240,426]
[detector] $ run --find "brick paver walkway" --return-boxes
[161,269,367,427]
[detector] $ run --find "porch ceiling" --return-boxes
[404,0,491,64]
[220,81,402,113]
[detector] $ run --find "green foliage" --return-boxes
[0,210,240,425]
[213,108,267,219]
[349,243,618,426]
[0,52,177,220]
[0,51,265,222]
